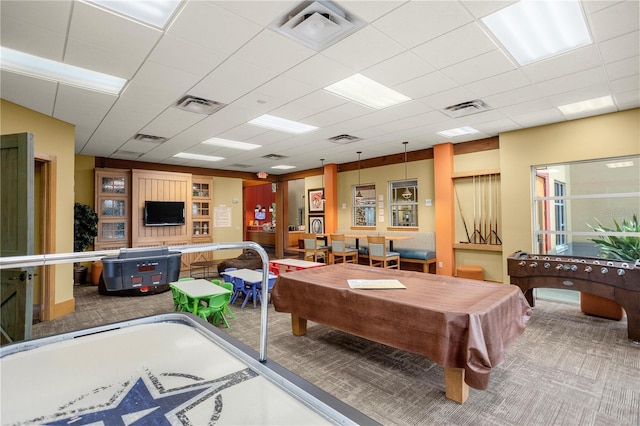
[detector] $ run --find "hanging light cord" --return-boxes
[402,142,412,200]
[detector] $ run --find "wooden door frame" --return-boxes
[35,153,56,321]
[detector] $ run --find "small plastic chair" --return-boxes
[230,277,246,305]
[197,293,230,328]
[169,285,182,311]
[210,278,223,286]
[220,281,236,319]
[257,276,277,305]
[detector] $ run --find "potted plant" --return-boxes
[588,214,640,261]
[74,202,99,284]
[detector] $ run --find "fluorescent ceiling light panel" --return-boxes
[271,165,296,170]
[0,47,126,95]
[84,0,181,29]
[482,0,592,66]
[558,95,614,116]
[248,114,318,134]
[174,153,224,162]
[606,161,634,168]
[437,126,480,138]
[202,138,261,150]
[324,73,411,109]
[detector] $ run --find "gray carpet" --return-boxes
[33,284,639,426]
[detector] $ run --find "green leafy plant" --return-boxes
[587,214,640,261]
[74,202,98,253]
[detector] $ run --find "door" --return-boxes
[1,133,35,344]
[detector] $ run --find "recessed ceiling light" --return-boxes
[0,47,127,95]
[202,138,261,150]
[174,153,224,162]
[606,161,634,168]
[271,165,296,170]
[248,114,318,134]
[324,73,411,109]
[558,95,615,116]
[437,126,480,138]
[482,0,592,66]
[84,0,182,29]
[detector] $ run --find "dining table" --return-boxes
[223,268,277,308]
[170,279,231,315]
[269,258,326,274]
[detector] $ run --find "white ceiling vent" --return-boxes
[443,100,491,118]
[173,95,226,115]
[328,134,361,144]
[262,153,288,160]
[269,1,366,51]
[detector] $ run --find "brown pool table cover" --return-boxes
[272,263,531,390]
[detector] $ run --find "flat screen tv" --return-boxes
[144,201,185,226]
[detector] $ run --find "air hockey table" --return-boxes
[0,313,376,425]
[0,242,377,425]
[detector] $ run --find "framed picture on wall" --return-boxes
[309,215,325,234]
[308,188,324,213]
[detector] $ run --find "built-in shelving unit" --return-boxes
[94,168,130,251]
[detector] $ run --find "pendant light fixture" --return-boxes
[402,141,412,200]
[355,151,363,204]
[320,158,325,203]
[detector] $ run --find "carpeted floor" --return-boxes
[33,284,639,426]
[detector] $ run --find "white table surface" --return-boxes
[223,269,276,284]
[171,279,231,298]
[269,259,325,268]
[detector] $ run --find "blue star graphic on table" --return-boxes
[47,378,204,425]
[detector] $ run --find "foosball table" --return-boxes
[507,251,639,342]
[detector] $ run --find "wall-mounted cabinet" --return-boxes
[94,168,130,251]
[192,176,213,242]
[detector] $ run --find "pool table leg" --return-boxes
[445,367,469,404]
[291,314,307,336]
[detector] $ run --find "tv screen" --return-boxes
[144,201,185,226]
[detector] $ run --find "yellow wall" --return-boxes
[212,176,244,259]
[74,155,95,208]
[336,159,436,231]
[500,108,640,279]
[1,99,76,309]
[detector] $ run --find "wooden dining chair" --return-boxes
[303,233,329,263]
[330,234,358,264]
[367,235,400,269]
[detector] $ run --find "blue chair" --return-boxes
[230,276,247,305]
[257,276,277,305]
[241,279,259,309]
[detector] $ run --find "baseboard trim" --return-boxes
[51,297,75,320]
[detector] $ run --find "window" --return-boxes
[353,184,375,226]
[554,181,566,247]
[532,155,639,258]
[389,179,418,227]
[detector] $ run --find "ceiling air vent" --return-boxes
[229,164,252,168]
[173,95,226,115]
[262,154,288,160]
[133,133,167,144]
[328,134,361,144]
[443,100,491,118]
[269,0,366,51]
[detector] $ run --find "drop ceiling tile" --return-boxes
[363,51,435,87]
[582,1,623,14]
[546,86,615,108]
[497,98,555,118]
[65,38,143,79]
[464,69,531,98]
[441,50,515,85]
[272,90,347,121]
[0,71,57,116]
[419,86,481,111]
[284,54,355,88]
[147,35,228,77]
[321,26,405,71]
[372,1,473,48]
[70,1,162,57]
[395,71,458,100]
[614,90,640,109]
[605,56,640,80]
[304,102,372,128]
[121,61,202,107]
[472,117,522,134]
[412,23,497,69]
[214,1,296,26]
[341,1,404,23]
[483,85,542,109]
[521,45,602,83]
[53,84,117,134]
[166,1,262,55]
[589,1,640,42]
[189,57,277,105]
[509,108,568,129]
[0,0,71,32]
[460,1,516,18]
[234,30,315,75]
[610,74,640,94]
[598,31,640,64]
[139,108,205,139]
[535,66,609,97]
[0,17,66,61]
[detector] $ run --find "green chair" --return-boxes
[220,281,236,319]
[197,293,230,328]
[169,285,182,311]
[210,279,223,286]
